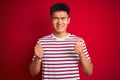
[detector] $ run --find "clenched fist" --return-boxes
[74,41,84,55]
[34,43,44,58]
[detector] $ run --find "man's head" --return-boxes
[50,3,70,34]
[50,3,70,16]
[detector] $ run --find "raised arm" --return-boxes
[29,44,43,76]
[74,41,93,76]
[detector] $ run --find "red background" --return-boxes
[0,0,120,80]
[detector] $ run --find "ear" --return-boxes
[68,17,70,24]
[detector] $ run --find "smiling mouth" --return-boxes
[56,26,63,29]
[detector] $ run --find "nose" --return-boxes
[57,18,62,25]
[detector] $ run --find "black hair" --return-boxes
[50,3,70,16]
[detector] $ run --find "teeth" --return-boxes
[57,26,63,29]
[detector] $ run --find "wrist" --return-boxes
[78,51,84,57]
[32,55,42,62]
[77,49,83,54]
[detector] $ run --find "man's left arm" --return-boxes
[74,41,93,76]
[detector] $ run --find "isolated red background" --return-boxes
[0,0,120,80]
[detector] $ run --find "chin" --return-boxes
[55,29,64,33]
[55,30,64,33]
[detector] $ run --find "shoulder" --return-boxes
[37,34,53,43]
[69,33,85,42]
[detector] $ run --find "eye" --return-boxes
[52,17,58,21]
[61,17,67,20]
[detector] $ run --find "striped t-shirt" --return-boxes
[37,33,91,80]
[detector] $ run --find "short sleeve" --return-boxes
[82,40,91,62]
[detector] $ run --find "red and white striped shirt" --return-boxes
[37,33,91,80]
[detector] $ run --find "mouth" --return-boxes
[56,26,63,29]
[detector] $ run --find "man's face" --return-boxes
[51,11,70,33]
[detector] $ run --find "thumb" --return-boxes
[75,40,80,44]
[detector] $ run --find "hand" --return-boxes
[74,41,84,55]
[34,43,44,58]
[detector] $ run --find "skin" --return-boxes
[29,11,93,76]
[51,11,70,38]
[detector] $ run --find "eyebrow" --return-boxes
[52,17,68,19]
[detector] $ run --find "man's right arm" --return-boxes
[29,43,43,76]
[29,56,42,76]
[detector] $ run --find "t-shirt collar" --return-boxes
[51,33,70,40]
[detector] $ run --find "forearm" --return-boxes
[79,53,93,76]
[29,57,41,76]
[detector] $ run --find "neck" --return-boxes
[53,32,68,38]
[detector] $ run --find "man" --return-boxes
[30,3,93,80]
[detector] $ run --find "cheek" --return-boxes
[64,20,69,25]
[52,21,57,25]
[51,22,57,29]
[64,21,69,26]
[51,22,56,26]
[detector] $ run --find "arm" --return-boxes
[29,44,43,76]
[78,52,93,76]
[74,41,93,76]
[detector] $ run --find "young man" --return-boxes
[30,3,93,80]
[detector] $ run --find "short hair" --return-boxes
[50,3,70,16]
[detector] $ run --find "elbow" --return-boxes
[30,68,40,76]
[87,64,93,76]
[29,65,40,76]
[87,66,93,76]
[86,70,93,76]
[30,71,38,76]
[85,68,93,76]
[83,63,93,76]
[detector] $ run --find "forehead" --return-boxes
[52,11,68,17]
